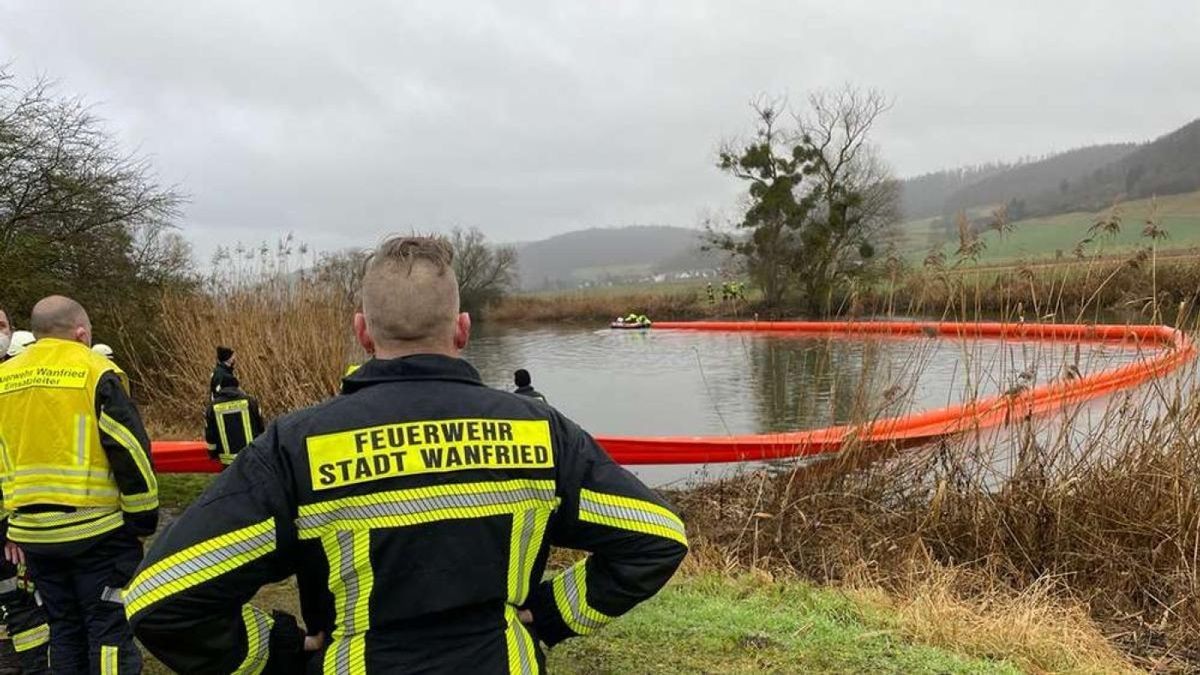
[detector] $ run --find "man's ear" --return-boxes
[75,325,91,347]
[354,312,376,355]
[454,312,471,351]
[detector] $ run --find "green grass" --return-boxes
[899,189,1200,264]
[144,573,1016,674]
[157,473,217,511]
[549,575,1017,674]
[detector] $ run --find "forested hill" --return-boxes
[514,226,713,289]
[898,117,1200,222]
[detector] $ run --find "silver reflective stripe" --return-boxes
[0,577,18,594]
[511,615,534,675]
[297,485,557,534]
[100,586,124,604]
[122,530,276,608]
[513,509,537,602]
[333,531,358,675]
[561,565,606,631]
[579,496,687,539]
[11,466,112,480]
[6,484,119,499]
[76,414,87,465]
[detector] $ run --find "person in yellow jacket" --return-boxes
[0,296,158,675]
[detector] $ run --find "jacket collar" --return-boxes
[341,353,484,394]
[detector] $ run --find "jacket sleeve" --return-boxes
[250,398,266,439]
[204,403,219,459]
[525,415,688,647]
[94,372,159,535]
[126,422,305,674]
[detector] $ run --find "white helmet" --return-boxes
[6,331,36,357]
[92,343,115,359]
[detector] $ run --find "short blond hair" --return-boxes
[361,236,460,346]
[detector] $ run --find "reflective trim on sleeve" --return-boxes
[120,490,159,513]
[124,519,276,618]
[99,412,158,493]
[7,509,124,545]
[504,604,537,675]
[550,560,613,636]
[323,530,374,675]
[296,479,559,539]
[235,604,274,675]
[0,577,18,594]
[507,507,551,606]
[578,489,688,546]
[11,624,50,652]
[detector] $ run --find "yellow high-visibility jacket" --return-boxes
[0,338,158,549]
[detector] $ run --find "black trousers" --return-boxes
[0,560,49,674]
[23,530,143,675]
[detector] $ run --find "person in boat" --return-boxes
[513,368,547,403]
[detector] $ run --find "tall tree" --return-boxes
[711,87,898,312]
[450,227,518,315]
[0,68,187,335]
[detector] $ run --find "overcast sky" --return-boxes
[2,1,1198,261]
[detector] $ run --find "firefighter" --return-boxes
[513,369,547,403]
[127,236,687,673]
[4,332,34,359]
[204,376,266,466]
[210,345,237,399]
[0,295,157,674]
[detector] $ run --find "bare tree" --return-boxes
[711,86,899,312]
[450,227,518,314]
[795,86,899,312]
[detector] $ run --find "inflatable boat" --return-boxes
[610,321,652,330]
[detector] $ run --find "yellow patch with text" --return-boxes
[0,366,88,394]
[306,418,554,490]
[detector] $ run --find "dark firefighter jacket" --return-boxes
[205,388,266,465]
[210,362,237,399]
[126,354,687,674]
[513,385,547,404]
[0,338,158,555]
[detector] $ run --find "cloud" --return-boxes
[2,0,1198,260]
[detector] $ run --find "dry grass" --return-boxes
[845,566,1139,674]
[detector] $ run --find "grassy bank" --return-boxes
[140,558,1127,674]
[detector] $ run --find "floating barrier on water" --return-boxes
[150,321,1196,473]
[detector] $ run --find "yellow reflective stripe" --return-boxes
[11,624,49,652]
[100,644,118,674]
[7,510,124,544]
[235,604,274,675]
[504,605,536,675]
[8,506,116,527]
[296,479,559,539]
[507,507,551,605]
[125,519,276,618]
[323,530,373,675]
[98,412,158,493]
[5,464,114,480]
[550,559,613,636]
[578,489,687,546]
[120,491,159,513]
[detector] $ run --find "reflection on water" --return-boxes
[464,325,1170,487]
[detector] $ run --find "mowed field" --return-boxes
[894,190,1200,265]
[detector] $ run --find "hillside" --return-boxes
[1027,118,1200,215]
[943,143,1139,217]
[515,225,714,289]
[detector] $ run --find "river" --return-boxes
[464,325,1170,487]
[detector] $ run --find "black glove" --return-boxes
[265,610,306,674]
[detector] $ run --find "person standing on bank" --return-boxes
[513,369,547,403]
[204,376,266,466]
[127,236,687,673]
[0,296,158,674]
[210,345,237,399]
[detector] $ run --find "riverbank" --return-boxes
[147,475,1138,673]
[486,254,1200,324]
